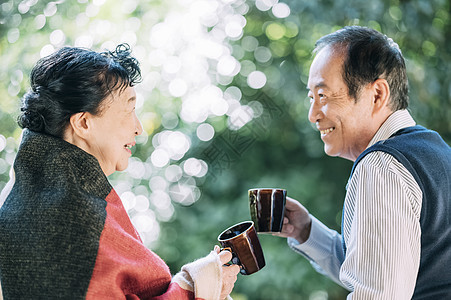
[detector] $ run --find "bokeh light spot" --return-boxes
[255,0,278,12]
[217,55,240,76]
[272,3,291,18]
[228,105,254,130]
[18,2,30,14]
[266,22,286,40]
[40,44,55,57]
[135,195,150,212]
[183,158,202,176]
[161,112,179,130]
[241,36,259,52]
[34,14,46,29]
[240,60,257,76]
[422,40,436,56]
[50,29,65,46]
[74,35,93,48]
[164,164,183,182]
[151,148,170,168]
[44,2,58,17]
[121,191,136,211]
[224,86,242,101]
[254,46,272,63]
[225,21,243,39]
[150,190,171,210]
[183,158,208,177]
[7,28,20,44]
[168,78,188,97]
[149,176,168,192]
[247,70,267,89]
[0,135,6,152]
[196,123,215,141]
[132,213,156,233]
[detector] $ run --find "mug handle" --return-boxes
[219,247,240,266]
[220,247,233,266]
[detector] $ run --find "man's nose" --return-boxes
[308,99,322,123]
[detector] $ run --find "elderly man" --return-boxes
[277,26,451,299]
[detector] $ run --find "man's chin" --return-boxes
[324,146,338,157]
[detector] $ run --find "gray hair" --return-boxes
[314,26,409,111]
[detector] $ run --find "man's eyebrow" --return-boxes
[306,82,328,91]
[128,96,136,103]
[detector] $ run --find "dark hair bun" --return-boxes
[17,43,141,137]
[18,90,46,132]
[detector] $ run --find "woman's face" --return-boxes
[87,86,142,176]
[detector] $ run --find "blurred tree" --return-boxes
[0,0,449,299]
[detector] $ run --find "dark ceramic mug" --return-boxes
[217,221,265,275]
[249,188,287,233]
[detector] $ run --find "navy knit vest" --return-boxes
[349,125,451,299]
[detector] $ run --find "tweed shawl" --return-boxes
[0,130,224,299]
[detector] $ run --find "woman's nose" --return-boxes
[135,115,143,135]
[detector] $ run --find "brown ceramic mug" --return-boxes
[217,221,265,275]
[249,188,287,233]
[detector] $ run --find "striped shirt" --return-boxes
[288,109,422,299]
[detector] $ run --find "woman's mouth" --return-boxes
[124,143,135,154]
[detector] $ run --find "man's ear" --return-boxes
[68,112,91,139]
[371,78,391,114]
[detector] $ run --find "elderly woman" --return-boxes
[0,44,239,299]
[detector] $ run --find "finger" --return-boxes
[222,267,240,281]
[285,197,300,210]
[221,266,239,299]
[214,245,220,254]
[274,224,294,239]
[222,268,239,284]
[218,249,233,265]
[224,264,240,276]
[220,279,235,300]
[283,223,294,234]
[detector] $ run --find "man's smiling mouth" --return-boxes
[320,127,335,135]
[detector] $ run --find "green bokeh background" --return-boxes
[0,0,449,299]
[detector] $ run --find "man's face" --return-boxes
[307,46,376,161]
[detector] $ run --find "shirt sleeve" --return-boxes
[287,216,346,288]
[340,151,422,299]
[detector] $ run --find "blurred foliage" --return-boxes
[0,0,450,299]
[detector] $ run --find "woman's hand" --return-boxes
[215,246,240,300]
[273,197,312,244]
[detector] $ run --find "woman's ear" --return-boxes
[371,78,391,114]
[68,112,91,139]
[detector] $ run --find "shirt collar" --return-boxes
[367,109,416,149]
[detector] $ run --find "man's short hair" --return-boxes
[314,26,409,111]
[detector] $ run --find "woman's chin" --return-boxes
[116,162,130,173]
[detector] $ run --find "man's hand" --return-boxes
[273,197,312,244]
